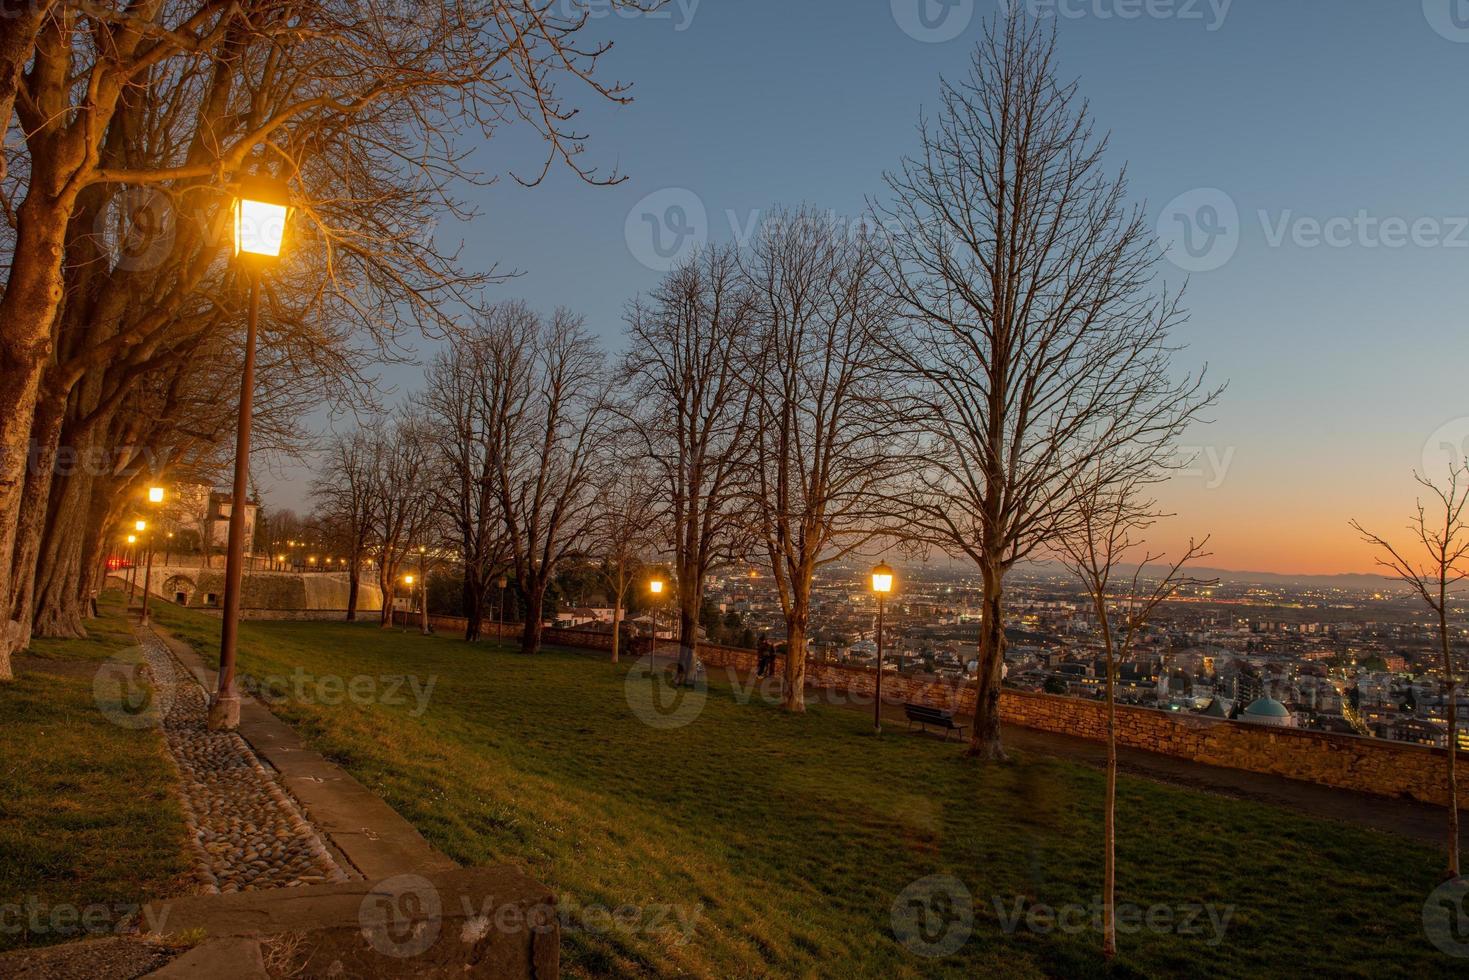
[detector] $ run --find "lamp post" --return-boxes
[417,545,429,635]
[210,173,292,732]
[649,576,665,668]
[871,562,894,734]
[140,487,164,625]
[125,534,137,595]
[129,520,146,604]
[403,574,415,629]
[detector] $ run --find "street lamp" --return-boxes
[417,545,429,635]
[129,521,146,604]
[140,487,164,625]
[871,562,894,734]
[649,576,665,668]
[211,172,292,732]
[125,533,138,597]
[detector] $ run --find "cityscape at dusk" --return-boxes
[2,3,1468,978]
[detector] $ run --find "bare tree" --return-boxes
[873,15,1216,758]
[423,344,511,642]
[621,247,758,683]
[312,430,383,621]
[1056,474,1209,959]
[368,414,436,628]
[1352,469,1468,879]
[741,207,910,711]
[591,462,657,664]
[478,302,610,655]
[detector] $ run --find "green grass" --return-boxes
[146,599,1461,978]
[0,594,191,952]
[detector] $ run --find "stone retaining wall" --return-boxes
[542,625,1469,810]
[381,614,1469,810]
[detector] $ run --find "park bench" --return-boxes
[903,703,967,740]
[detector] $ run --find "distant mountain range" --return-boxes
[1008,561,1411,592]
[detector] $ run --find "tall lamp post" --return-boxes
[140,486,164,625]
[403,574,415,629]
[871,562,894,734]
[125,534,137,594]
[210,173,292,732]
[417,545,429,635]
[129,520,146,603]
[649,576,665,668]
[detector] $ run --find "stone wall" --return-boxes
[542,626,1469,811]
[377,615,1469,810]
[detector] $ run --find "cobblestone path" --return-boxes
[135,627,351,894]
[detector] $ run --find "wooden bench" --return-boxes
[903,703,967,740]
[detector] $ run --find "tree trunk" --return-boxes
[520,586,544,655]
[7,389,67,648]
[28,409,103,640]
[676,589,698,683]
[32,491,92,640]
[966,563,1008,760]
[379,566,394,627]
[782,594,810,712]
[0,191,73,672]
[346,566,360,622]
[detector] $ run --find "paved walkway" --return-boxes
[135,625,349,893]
[147,622,458,883]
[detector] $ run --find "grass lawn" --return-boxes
[0,594,191,952]
[147,599,1460,978]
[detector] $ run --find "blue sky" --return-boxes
[268,1,1469,574]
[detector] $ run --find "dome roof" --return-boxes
[1242,696,1293,726]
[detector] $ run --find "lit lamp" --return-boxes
[649,576,665,667]
[871,562,894,734]
[126,520,147,604]
[233,176,291,260]
[416,545,429,636]
[140,487,164,626]
[212,171,293,733]
[124,533,139,599]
